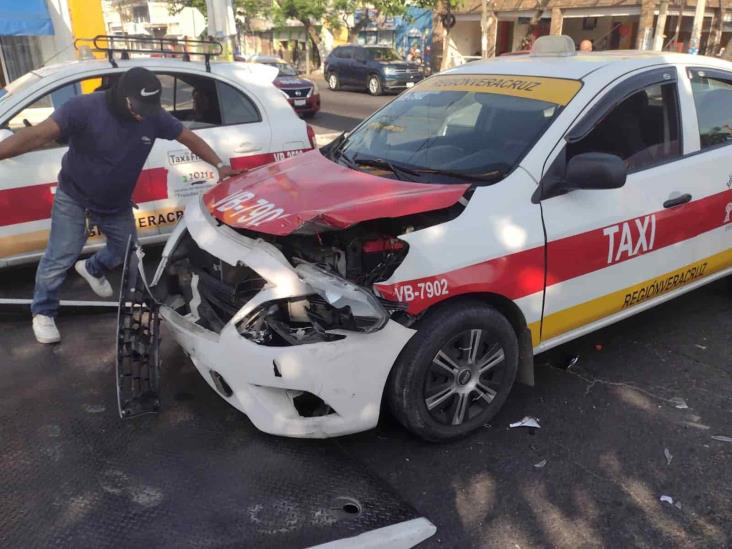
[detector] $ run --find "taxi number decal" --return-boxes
[273,149,305,162]
[393,279,449,302]
[212,190,289,227]
[183,170,216,183]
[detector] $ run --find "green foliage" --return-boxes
[168,0,273,20]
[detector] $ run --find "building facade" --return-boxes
[435,0,732,69]
[1,0,105,85]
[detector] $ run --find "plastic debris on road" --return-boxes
[694,344,707,350]
[670,397,688,409]
[594,344,603,351]
[660,495,674,505]
[533,459,547,469]
[565,355,580,370]
[664,448,673,465]
[510,417,541,429]
[711,435,732,443]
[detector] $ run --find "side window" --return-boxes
[157,73,220,129]
[354,48,367,62]
[690,72,732,148]
[567,82,681,172]
[340,47,353,60]
[216,81,261,125]
[4,76,110,142]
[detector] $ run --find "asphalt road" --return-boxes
[308,74,393,137]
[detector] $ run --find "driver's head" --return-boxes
[119,67,163,121]
[192,88,211,117]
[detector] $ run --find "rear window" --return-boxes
[335,74,582,184]
[368,48,402,62]
[690,72,732,149]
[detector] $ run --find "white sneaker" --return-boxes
[33,315,61,344]
[75,260,113,298]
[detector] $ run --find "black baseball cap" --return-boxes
[119,67,162,117]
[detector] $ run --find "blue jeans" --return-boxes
[31,189,137,317]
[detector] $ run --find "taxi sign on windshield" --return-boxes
[415,74,582,106]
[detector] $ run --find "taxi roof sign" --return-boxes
[531,35,577,58]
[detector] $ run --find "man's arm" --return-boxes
[0,118,62,161]
[176,128,242,182]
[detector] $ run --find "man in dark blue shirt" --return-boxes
[0,67,240,343]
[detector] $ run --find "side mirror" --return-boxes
[0,128,13,142]
[537,152,626,202]
[566,152,627,190]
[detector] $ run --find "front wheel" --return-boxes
[386,301,518,441]
[368,75,383,96]
[327,72,340,90]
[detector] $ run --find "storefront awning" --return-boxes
[0,0,54,36]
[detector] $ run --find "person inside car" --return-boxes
[0,67,241,344]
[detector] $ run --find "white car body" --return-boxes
[139,44,732,439]
[0,58,313,268]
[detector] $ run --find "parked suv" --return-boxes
[324,45,424,95]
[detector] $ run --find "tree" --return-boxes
[332,0,417,42]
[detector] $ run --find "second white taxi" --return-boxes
[0,52,315,268]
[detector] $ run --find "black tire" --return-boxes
[386,300,518,442]
[367,74,383,96]
[327,72,340,91]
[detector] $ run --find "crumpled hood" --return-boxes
[204,150,469,236]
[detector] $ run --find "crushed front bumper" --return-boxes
[147,197,415,438]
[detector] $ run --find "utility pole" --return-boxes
[708,0,726,55]
[689,0,708,54]
[637,0,655,50]
[653,0,670,50]
[481,0,488,58]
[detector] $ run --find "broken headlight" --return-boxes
[237,263,389,346]
[295,263,389,333]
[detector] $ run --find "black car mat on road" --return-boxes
[0,254,426,548]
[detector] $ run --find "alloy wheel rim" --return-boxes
[423,329,506,427]
[369,78,378,93]
[329,74,337,88]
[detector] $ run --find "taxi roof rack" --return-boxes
[74,35,224,73]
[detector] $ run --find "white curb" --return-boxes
[315,132,342,147]
[308,517,437,549]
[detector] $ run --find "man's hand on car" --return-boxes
[217,165,243,182]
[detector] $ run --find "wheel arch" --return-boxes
[413,292,535,386]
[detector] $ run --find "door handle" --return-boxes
[663,193,692,208]
[235,142,262,154]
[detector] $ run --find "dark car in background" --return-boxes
[324,45,424,96]
[249,55,320,118]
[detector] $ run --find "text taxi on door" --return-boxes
[126,35,732,441]
[0,37,316,269]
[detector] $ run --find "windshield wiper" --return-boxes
[411,167,505,183]
[351,155,421,181]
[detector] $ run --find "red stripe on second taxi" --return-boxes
[0,167,169,227]
[0,149,311,228]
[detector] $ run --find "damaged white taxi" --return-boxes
[120,36,732,440]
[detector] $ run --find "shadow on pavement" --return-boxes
[336,280,732,547]
[310,112,363,134]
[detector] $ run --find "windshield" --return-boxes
[368,48,403,62]
[264,62,298,77]
[335,74,582,184]
[0,71,41,105]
